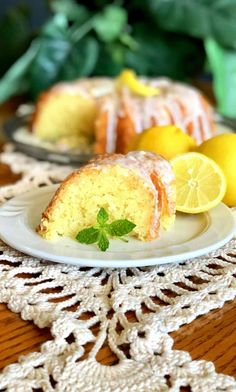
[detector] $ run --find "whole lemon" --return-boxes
[198,133,236,206]
[129,125,196,160]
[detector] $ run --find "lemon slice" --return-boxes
[117,69,160,97]
[171,152,226,213]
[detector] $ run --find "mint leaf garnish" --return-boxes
[98,231,109,251]
[108,219,136,236]
[75,208,136,252]
[97,207,109,226]
[76,227,99,244]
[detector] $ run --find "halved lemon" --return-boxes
[117,69,160,97]
[171,152,227,214]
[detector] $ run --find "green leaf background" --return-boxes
[50,0,89,23]
[93,5,127,42]
[126,23,204,79]
[146,0,236,50]
[0,5,31,76]
[0,0,235,103]
[29,36,99,99]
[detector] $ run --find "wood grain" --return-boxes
[0,298,235,376]
[172,300,236,377]
[0,304,51,369]
[0,163,21,185]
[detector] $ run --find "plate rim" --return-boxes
[0,185,235,268]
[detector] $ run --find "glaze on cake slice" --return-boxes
[37,151,176,242]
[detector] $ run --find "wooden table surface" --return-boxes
[0,98,235,382]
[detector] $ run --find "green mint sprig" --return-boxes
[76,208,136,252]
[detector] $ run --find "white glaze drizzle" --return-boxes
[87,151,175,238]
[101,98,118,153]
[40,76,214,152]
[119,77,214,144]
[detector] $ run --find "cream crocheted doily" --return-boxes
[0,145,235,391]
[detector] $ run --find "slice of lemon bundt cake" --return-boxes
[37,151,176,242]
[31,72,215,154]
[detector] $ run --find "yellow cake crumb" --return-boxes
[38,165,157,241]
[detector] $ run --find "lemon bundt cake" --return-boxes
[31,75,215,154]
[37,151,176,242]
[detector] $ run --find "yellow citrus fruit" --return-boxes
[130,125,196,160]
[117,69,160,96]
[197,134,236,206]
[171,152,226,213]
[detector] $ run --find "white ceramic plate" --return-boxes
[0,185,235,268]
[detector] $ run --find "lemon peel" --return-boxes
[117,69,160,97]
[129,125,196,159]
[198,134,236,206]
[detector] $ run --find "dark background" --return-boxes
[0,0,49,27]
